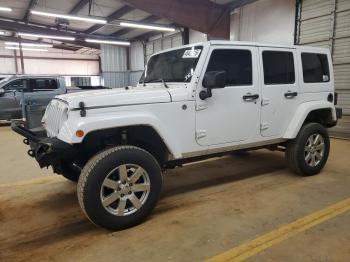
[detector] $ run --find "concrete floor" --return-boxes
[0,124,350,262]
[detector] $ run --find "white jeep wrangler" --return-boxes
[12,41,342,230]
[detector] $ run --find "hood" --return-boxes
[56,86,172,109]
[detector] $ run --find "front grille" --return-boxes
[42,99,68,137]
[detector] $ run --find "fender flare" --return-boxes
[57,111,183,158]
[283,101,336,139]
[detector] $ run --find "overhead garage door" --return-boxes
[296,0,350,116]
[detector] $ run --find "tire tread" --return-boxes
[77,145,160,229]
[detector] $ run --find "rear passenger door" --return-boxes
[259,48,299,137]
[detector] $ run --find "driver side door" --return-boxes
[195,46,260,146]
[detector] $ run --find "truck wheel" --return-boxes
[77,146,162,230]
[61,162,80,182]
[286,123,330,176]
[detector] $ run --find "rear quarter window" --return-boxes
[31,79,58,90]
[301,53,330,83]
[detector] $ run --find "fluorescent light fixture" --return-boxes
[85,38,130,46]
[0,7,12,12]
[18,32,75,41]
[0,31,4,35]
[5,41,53,48]
[5,46,48,52]
[31,10,107,24]
[119,22,175,32]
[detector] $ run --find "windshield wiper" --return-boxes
[144,78,169,88]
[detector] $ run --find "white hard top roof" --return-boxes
[153,40,330,56]
[207,40,329,52]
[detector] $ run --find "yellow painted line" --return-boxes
[207,197,350,262]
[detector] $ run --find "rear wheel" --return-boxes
[77,146,162,230]
[286,123,330,176]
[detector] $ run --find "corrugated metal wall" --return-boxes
[297,0,350,138]
[100,44,129,88]
[129,42,144,86]
[100,33,184,88]
[145,32,183,61]
[297,0,350,115]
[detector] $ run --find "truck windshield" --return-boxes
[140,46,203,84]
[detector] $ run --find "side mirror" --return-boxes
[200,70,226,100]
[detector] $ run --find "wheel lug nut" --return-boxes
[121,194,124,197]
[128,191,132,195]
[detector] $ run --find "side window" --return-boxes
[3,79,28,91]
[262,51,295,85]
[301,53,330,83]
[31,79,58,91]
[206,49,252,86]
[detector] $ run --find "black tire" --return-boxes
[77,146,162,230]
[61,162,80,182]
[286,122,330,176]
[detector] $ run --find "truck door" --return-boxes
[29,78,62,105]
[0,79,30,120]
[259,48,299,137]
[195,46,260,146]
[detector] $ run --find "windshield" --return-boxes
[140,46,203,84]
[0,77,11,85]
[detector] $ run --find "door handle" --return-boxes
[284,91,298,99]
[243,93,259,102]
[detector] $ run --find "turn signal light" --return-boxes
[76,130,85,138]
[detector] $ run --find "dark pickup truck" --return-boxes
[0,75,107,120]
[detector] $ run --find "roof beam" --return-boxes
[85,5,134,34]
[134,31,161,41]
[70,0,90,14]
[122,0,229,39]
[110,15,159,38]
[23,0,39,23]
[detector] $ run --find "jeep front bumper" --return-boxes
[11,121,77,169]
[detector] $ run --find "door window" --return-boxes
[30,79,58,91]
[262,51,295,85]
[301,53,330,83]
[3,79,28,91]
[206,49,252,86]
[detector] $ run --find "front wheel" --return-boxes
[286,123,330,176]
[77,146,162,230]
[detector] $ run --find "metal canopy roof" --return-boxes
[0,0,249,51]
[0,0,177,51]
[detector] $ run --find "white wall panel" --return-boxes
[230,0,295,45]
[0,41,100,75]
[189,29,207,44]
[22,59,99,75]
